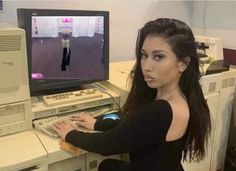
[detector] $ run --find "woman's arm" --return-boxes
[63,100,173,155]
[69,113,122,131]
[94,115,122,131]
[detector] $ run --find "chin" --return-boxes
[146,82,159,89]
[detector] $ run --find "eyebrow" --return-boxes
[153,50,167,54]
[141,49,167,54]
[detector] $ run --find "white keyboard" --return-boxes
[33,115,95,138]
[42,88,103,107]
[33,106,113,138]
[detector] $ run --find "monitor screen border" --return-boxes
[17,8,109,96]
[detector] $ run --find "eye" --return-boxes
[141,53,148,59]
[153,54,164,61]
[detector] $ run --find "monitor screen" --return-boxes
[17,9,109,96]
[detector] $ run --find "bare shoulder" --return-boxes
[169,97,189,122]
[165,96,190,141]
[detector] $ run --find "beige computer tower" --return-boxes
[0,24,32,136]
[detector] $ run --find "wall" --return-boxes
[192,1,236,50]
[0,0,193,62]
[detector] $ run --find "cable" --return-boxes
[100,90,120,111]
[93,82,121,111]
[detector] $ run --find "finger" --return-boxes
[70,115,81,119]
[75,121,87,128]
[70,114,81,118]
[70,115,88,122]
[54,121,68,129]
[51,124,61,133]
[70,121,78,128]
[53,122,62,129]
[70,117,84,122]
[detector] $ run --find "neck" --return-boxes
[156,85,181,100]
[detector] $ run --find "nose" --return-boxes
[141,57,153,72]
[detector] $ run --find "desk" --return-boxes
[36,129,121,171]
[35,130,81,164]
[0,129,121,171]
[35,130,87,171]
[0,131,47,171]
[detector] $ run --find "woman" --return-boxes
[52,18,211,171]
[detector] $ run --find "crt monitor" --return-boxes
[17,8,109,96]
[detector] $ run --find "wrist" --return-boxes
[91,119,97,130]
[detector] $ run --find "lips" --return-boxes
[144,78,154,82]
[143,74,155,81]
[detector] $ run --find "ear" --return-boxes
[178,57,190,72]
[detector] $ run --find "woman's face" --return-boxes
[141,35,186,89]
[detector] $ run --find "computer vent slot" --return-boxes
[222,78,236,89]
[208,82,216,92]
[222,79,229,89]
[229,78,235,87]
[0,35,21,52]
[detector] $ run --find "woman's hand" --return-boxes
[52,121,75,140]
[70,113,97,131]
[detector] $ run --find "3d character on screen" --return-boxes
[61,29,71,71]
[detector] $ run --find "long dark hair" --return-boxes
[121,18,211,162]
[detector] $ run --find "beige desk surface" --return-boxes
[0,131,47,171]
[33,130,85,164]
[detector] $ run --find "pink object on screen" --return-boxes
[62,18,72,23]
